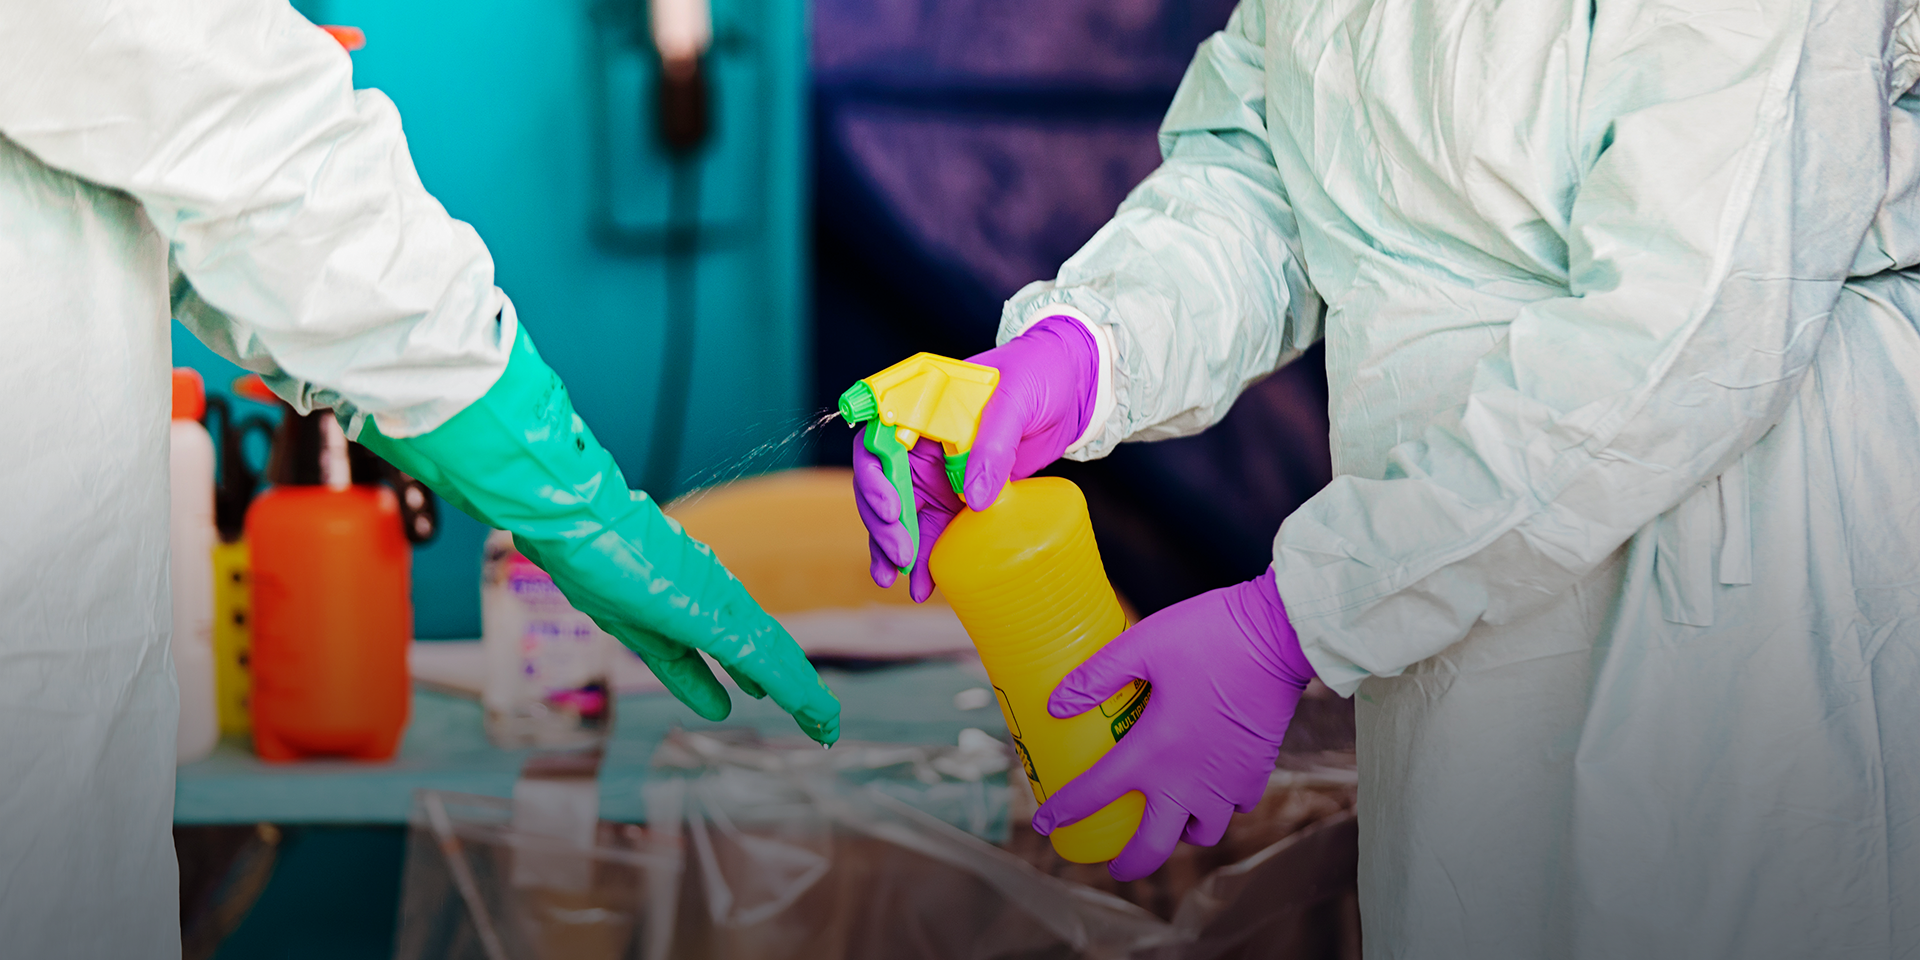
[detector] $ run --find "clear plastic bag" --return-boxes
[396,726,1358,960]
[393,791,678,960]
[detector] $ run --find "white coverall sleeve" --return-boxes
[0,0,510,437]
[1854,95,1920,275]
[997,2,1324,461]
[1276,2,1896,693]
[1854,12,1920,275]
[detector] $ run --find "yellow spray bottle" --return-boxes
[840,354,1147,864]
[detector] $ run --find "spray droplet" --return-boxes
[669,407,848,505]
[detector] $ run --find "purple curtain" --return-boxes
[811,0,1330,612]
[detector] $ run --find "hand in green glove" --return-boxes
[356,327,840,744]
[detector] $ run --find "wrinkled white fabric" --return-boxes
[0,1,514,954]
[1006,0,1920,955]
[0,1,513,439]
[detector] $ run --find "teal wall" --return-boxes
[174,0,810,638]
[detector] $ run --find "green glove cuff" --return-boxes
[356,329,839,743]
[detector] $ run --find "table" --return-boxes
[175,659,1007,825]
[177,660,1008,958]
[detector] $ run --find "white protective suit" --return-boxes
[1006,1,1920,956]
[0,2,513,954]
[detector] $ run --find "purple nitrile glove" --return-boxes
[1032,569,1314,881]
[853,315,1099,601]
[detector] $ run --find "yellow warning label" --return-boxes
[1012,738,1042,798]
[1108,680,1150,742]
[1097,678,1147,718]
[993,685,1021,738]
[993,685,1044,796]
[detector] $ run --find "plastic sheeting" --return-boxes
[396,725,1358,960]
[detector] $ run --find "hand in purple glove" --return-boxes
[853,315,1099,601]
[1032,570,1314,881]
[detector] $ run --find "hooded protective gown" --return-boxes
[0,3,515,954]
[1005,0,1920,956]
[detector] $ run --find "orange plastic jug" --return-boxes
[246,407,413,762]
[929,476,1147,863]
[248,483,411,761]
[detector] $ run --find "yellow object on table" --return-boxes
[211,539,253,735]
[665,467,948,614]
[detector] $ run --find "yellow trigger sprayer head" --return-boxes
[837,353,1000,573]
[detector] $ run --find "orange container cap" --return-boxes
[172,368,206,421]
[230,374,281,406]
[322,25,366,51]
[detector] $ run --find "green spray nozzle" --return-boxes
[838,381,878,424]
[837,353,1001,575]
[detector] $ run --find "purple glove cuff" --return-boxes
[1228,571,1316,690]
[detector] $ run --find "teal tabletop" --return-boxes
[173,660,1007,825]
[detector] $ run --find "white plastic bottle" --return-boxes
[481,529,614,749]
[170,369,219,763]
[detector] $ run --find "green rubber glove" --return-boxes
[355,327,840,744]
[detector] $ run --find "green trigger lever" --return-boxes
[838,354,1002,577]
[862,419,920,574]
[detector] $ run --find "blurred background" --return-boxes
[169,1,1341,957]
[175,0,1331,639]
